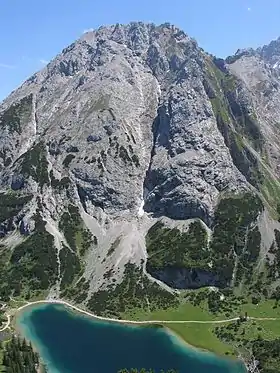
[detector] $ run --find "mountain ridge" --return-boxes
[0,21,280,315]
[3,21,280,370]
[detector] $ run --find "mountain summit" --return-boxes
[1,22,280,315]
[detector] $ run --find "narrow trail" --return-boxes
[0,299,279,332]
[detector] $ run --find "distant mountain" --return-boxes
[258,37,280,68]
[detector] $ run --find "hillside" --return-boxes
[2,22,280,371]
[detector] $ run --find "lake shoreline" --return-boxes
[13,300,246,372]
[60,304,229,359]
[14,300,232,356]
[14,304,55,373]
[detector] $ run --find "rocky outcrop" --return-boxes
[0,22,280,299]
[0,23,249,222]
[148,266,220,290]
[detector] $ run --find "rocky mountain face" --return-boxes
[1,22,280,309]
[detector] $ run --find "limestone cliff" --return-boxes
[1,23,280,306]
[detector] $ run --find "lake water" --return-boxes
[16,303,247,373]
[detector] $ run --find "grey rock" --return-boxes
[11,174,25,190]
[227,39,280,179]
[87,135,102,142]
[0,23,247,225]
[66,145,79,153]
[48,140,61,155]
[0,224,7,238]
[19,218,31,236]
[148,266,220,289]
[1,22,280,297]
[103,124,114,136]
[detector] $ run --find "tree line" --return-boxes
[1,335,39,373]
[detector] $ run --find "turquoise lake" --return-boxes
[16,303,247,373]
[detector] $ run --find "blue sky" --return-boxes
[1,0,280,101]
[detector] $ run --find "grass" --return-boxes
[124,301,218,322]
[256,319,280,339]
[75,231,85,252]
[6,285,280,357]
[214,312,280,371]
[240,299,280,318]
[8,296,38,309]
[122,302,234,355]
[260,165,280,215]
[240,319,280,341]
[87,254,280,356]
[205,56,267,192]
[74,229,93,256]
[210,97,230,124]
[120,291,280,356]
[59,204,92,255]
[206,57,263,152]
[215,316,280,343]
[236,113,263,152]
[8,290,48,309]
[166,323,234,355]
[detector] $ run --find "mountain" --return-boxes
[2,22,280,368]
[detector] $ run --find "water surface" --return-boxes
[17,304,247,373]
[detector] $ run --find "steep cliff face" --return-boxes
[0,23,248,221]
[0,22,280,304]
[227,44,280,185]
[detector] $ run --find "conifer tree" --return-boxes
[2,335,39,373]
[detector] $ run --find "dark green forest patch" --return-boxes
[0,95,33,134]
[20,142,49,188]
[87,263,179,318]
[0,192,32,224]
